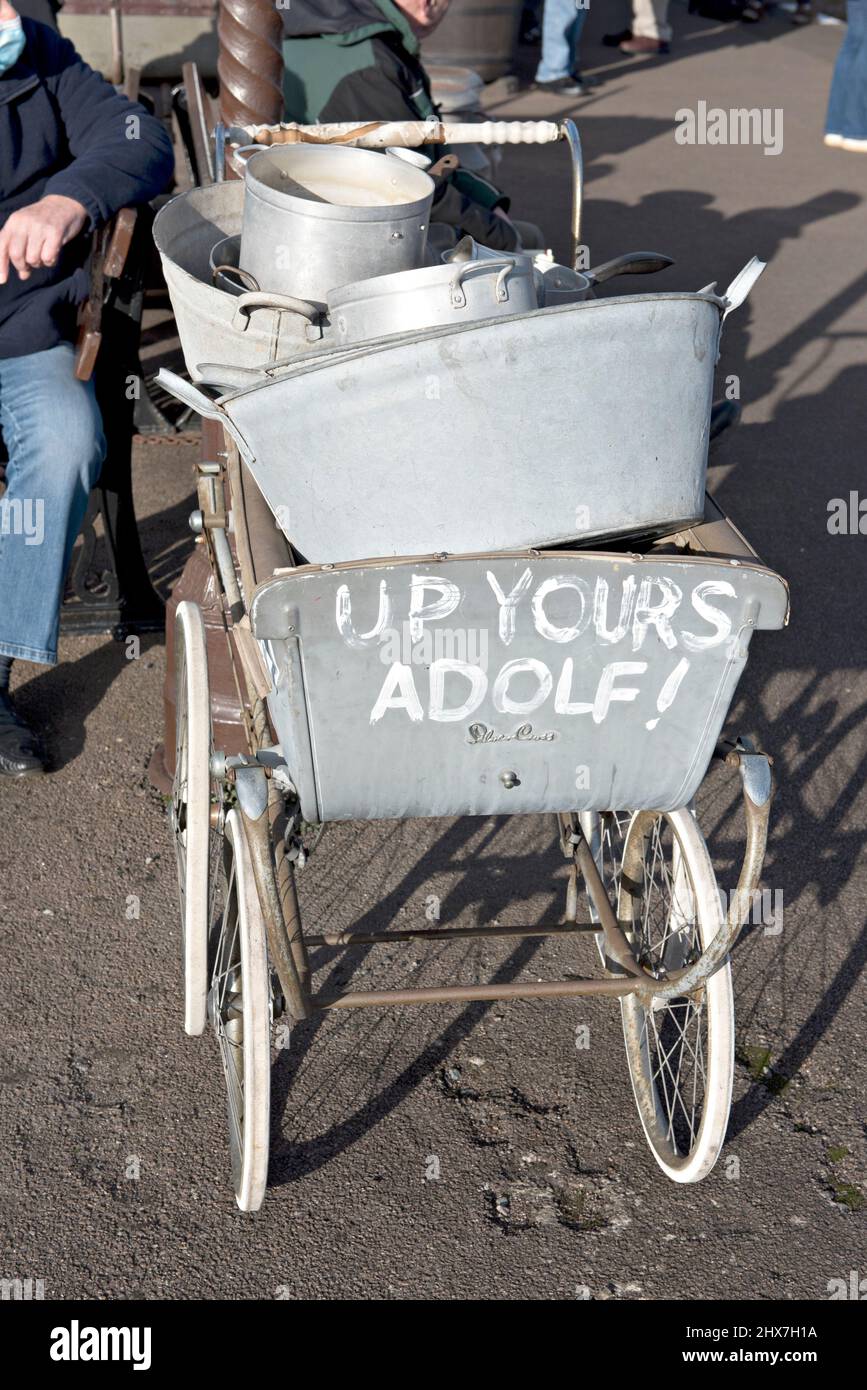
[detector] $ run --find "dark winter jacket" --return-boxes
[0,20,174,359]
[281,0,518,248]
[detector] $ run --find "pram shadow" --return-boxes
[268,814,561,1186]
[268,630,867,1181]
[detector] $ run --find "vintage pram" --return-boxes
[156,120,789,1210]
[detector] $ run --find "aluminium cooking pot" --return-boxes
[541,251,676,306]
[239,144,435,307]
[327,255,539,345]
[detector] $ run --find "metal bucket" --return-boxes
[153,181,333,381]
[239,144,435,305]
[422,0,524,82]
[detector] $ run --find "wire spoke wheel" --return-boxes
[208,810,271,1212]
[579,810,631,967]
[171,601,212,1036]
[617,809,734,1182]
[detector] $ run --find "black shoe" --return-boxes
[534,75,590,97]
[603,29,632,46]
[0,692,46,778]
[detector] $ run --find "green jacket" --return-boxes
[281,0,514,239]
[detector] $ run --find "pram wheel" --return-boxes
[617,809,734,1182]
[172,601,212,1037]
[209,809,271,1212]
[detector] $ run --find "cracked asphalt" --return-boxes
[1,6,865,1300]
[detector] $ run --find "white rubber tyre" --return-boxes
[172,601,211,1037]
[617,808,734,1183]
[210,810,271,1213]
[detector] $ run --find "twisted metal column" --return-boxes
[218,0,284,129]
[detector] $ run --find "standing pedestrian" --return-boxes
[534,0,590,95]
[605,2,672,56]
[825,0,867,152]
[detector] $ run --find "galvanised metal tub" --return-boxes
[153,181,334,382]
[160,284,744,556]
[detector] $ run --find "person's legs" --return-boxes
[825,0,867,145]
[0,345,105,769]
[0,342,105,776]
[631,0,672,42]
[535,0,588,82]
[0,343,105,670]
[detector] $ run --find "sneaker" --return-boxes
[840,137,867,153]
[533,75,590,97]
[824,133,845,148]
[619,35,670,55]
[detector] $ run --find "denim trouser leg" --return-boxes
[535,0,588,81]
[826,0,867,140]
[0,343,106,666]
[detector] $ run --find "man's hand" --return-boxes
[0,194,89,285]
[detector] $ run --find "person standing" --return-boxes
[825,1,867,152]
[605,1,672,55]
[534,0,590,95]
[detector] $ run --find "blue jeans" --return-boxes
[826,0,867,140]
[0,343,105,665]
[535,0,588,81]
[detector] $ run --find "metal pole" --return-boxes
[562,119,584,271]
[315,977,639,1011]
[109,1,124,87]
[218,0,284,129]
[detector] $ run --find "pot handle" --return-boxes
[585,252,674,286]
[196,362,270,391]
[720,255,766,320]
[232,292,322,333]
[155,368,225,421]
[212,263,260,294]
[229,143,262,177]
[449,257,519,308]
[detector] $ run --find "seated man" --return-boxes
[281,0,541,252]
[0,3,174,777]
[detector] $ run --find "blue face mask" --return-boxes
[0,18,26,76]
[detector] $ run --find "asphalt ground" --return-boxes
[1,4,865,1301]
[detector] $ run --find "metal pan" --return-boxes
[541,252,675,306]
[328,255,538,345]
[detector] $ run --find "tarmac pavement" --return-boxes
[1,4,865,1300]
